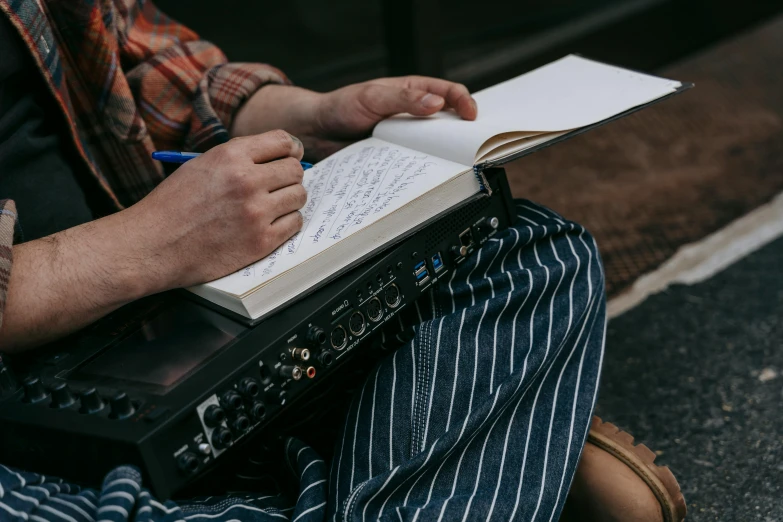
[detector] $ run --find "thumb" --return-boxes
[359,84,445,118]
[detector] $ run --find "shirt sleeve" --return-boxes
[0,199,16,333]
[116,0,290,152]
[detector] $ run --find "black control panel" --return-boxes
[0,169,515,499]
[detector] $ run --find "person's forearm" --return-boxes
[0,131,308,354]
[231,85,321,139]
[0,212,152,353]
[230,85,342,160]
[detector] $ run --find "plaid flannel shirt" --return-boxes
[0,0,289,332]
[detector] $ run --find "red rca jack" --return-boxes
[305,366,316,379]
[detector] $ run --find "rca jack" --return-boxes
[292,347,310,361]
[279,365,302,381]
[304,366,316,379]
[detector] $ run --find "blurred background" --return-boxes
[156,0,781,91]
[157,1,783,520]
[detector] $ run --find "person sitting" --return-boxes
[0,1,684,520]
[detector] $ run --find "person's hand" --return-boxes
[2,131,307,351]
[124,131,307,292]
[231,77,478,160]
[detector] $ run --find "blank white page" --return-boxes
[373,55,682,166]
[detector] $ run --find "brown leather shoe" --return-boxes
[560,417,686,522]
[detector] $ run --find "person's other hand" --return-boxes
[1,130,307,351]
[124,130,307,292]
[231,77,478,160]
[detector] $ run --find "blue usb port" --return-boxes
[416,268,429,281]
[431,253,444,272]
[414,260,426,272]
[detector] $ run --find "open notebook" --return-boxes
[188,55,690,320]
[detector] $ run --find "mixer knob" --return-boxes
[265,388,287,406]
[22,376,48,404]
[79,388,105,414]
[49,382,76,409]
[109,391,135,419]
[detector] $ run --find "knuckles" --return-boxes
[399,87,421,103]
[282,185,308,209]
[279,157,305,182]
[265,129,294,152]
[225,167,257,196]
[213,142,245,165]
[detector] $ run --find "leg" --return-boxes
[328,199,606,521]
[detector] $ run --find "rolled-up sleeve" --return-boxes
[0,199,16,332]
[118,0,290,152]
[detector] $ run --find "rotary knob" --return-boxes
[109,391,135,419]
[79,388,105,414]
[49,382,76,409]
[22,376,48,404]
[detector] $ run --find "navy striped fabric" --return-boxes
[0,200,606,522]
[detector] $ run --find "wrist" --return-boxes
[230,84,323,139]
[81,210,161,303]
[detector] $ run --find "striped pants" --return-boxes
[0,199,606,522]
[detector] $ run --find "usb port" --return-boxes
[431,253,444,272]
[414,260,426,272]
[416,268,429,281]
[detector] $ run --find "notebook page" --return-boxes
[373,55,682,166]
[199,138,469,298]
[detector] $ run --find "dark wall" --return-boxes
[153,0,625,89]
[154,0,783,92]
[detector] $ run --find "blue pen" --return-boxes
[152,151,313,170]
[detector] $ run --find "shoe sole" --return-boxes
[588,417,687,522]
